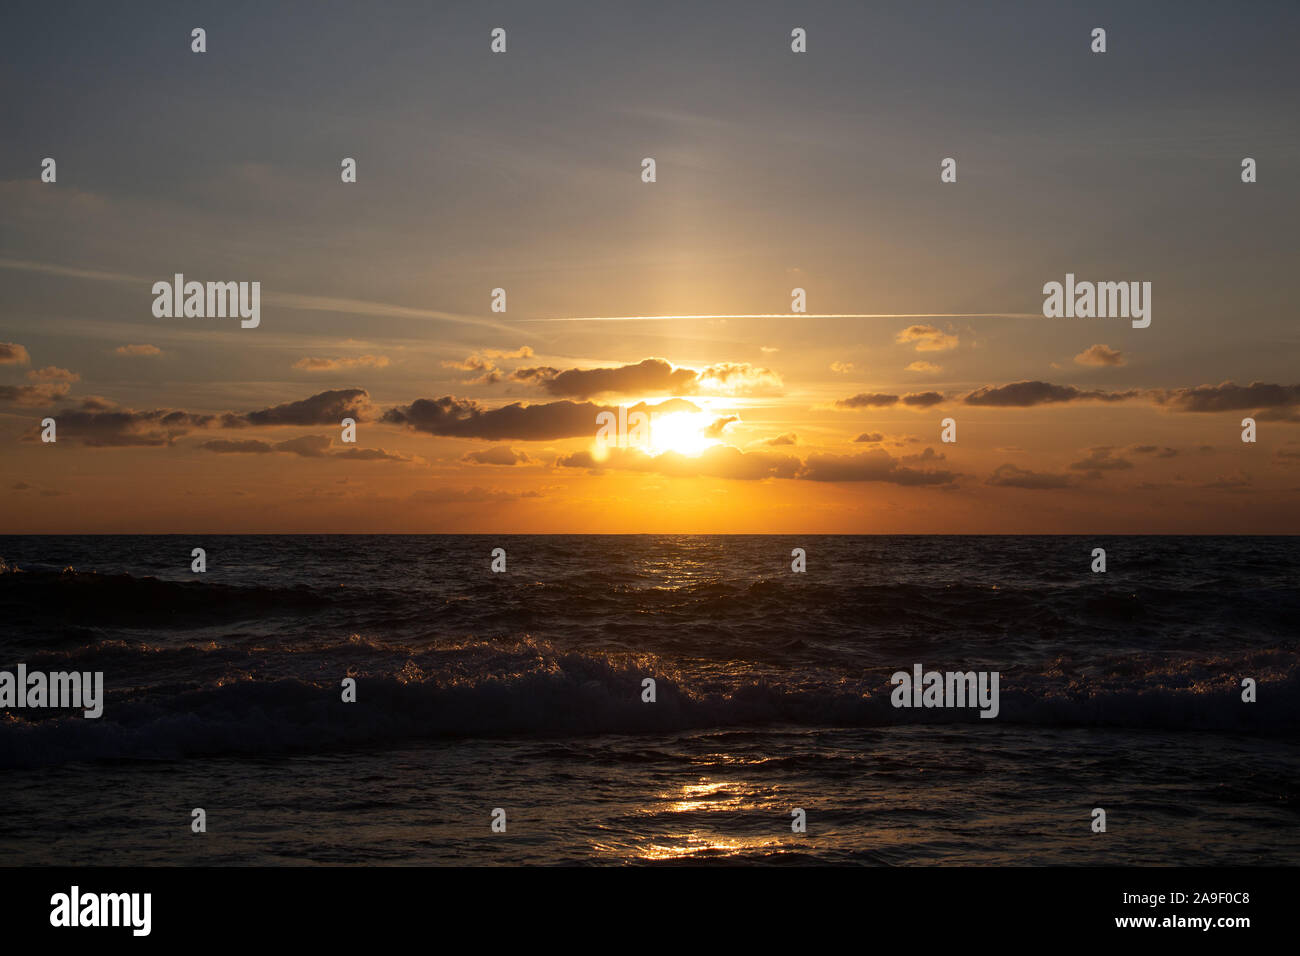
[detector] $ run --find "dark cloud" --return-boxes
[331,445,411,462]
[515,358,782,399]
[462,446,533,465]
[964,381,1138,406]
[77,396,117,411]
[239,388,376,426]
[986,463,1075,489]
[901,447,946,464]
[200,439,274,454]
[1069,446,1134,475]
[532,358,697,399]
[274,435,334,457]
[0,383,71,406]
[1201,475,1253,491]
[509,366,560,386]
[837,391,944,410]
[836,392,898,409]
[796,449,958,485]
[384,396,698,441]
[29,408,216,446]
[1153,381,1300,414]
[1130,445,1179,458]
[202,434,411,462]
[901,391,944,408]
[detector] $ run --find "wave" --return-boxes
[1,639,1294,768]
[0,565,329,630]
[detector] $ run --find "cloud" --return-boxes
[694,362,784,396]
[293,354,391,371]
[77,396,117,411]
[0,343,31,365]
[901,447,946,464]
[1069,446,1134,475]
[1201,474,1253,491]
[986,463,1075,489]
[836,391,944,409]
[481,346,534,360]
[830,362,855,373]
[964,381,1138,406]
[836,392,898,408]
[114,344,163,357]
[1153,381,1300,416]
[901,391,944,408]
[27,366,80,383]
[762,433,798,446]
[239,388,376,426]
[462,446,533,465]
[273,435,335,457]
[906,361,941,373]
[1074,344,1125,367]
[384,395,698,441]
[30,407,216,446]
[509,365,559,386]
[0,383,72,406]
[796,449,958,485]
[516,357,782,399]
[558,443,800,481]
[703,415,740,438]
[854,432,884,443]
[1130,445,1178,458]
[331,445,413,462]
[202,434,412,462]
[200,439,274,454]
[896,325,958,352]
[527,358,697,398]
[442,346,533,384]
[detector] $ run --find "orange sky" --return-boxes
[2,5,1297,533]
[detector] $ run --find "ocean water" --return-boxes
[0,534,1296,865]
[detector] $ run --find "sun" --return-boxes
[647,411,718,457]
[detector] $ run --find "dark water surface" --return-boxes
[1,535,1296,864]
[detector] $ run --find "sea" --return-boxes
[0,535,1296,865]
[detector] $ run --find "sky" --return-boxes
[2,0,1298,532]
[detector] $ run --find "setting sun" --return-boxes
[648,410,720,457]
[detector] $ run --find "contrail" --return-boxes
[0,258,519,334]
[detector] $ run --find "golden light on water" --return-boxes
[636,835,784,861]
[624,778,792,862]
[663,779,744,813]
